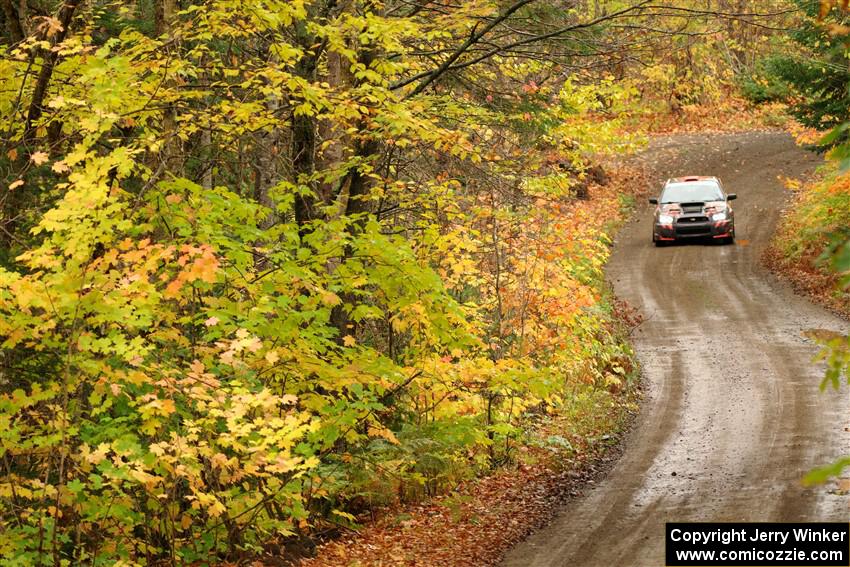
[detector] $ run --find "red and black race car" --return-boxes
[650,176,736,246]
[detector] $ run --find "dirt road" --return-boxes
[501,131,850,567]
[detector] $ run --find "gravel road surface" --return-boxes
[501,131,850,567]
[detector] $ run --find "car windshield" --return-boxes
[660,182,723,203]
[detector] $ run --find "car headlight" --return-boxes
[658,214,674,224]
[711,212,727,221]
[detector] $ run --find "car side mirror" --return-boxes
[727,194,737,201]
[648,198,658,204]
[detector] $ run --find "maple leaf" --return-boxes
[187,252,219,283]
[8,180,23,191]
[164,277,184,298]
[42,16,64,37]
[320,290,341,306]
[130,468,160,487]
[30,151,49,165]
[85,443,110,465]
[342,335,356,347]
[204,316,220,327]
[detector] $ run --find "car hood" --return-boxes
[660,201,727,216]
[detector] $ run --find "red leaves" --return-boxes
[521,81,538,94]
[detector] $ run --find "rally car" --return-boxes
[650,176,736,246]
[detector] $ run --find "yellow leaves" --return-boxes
[0,3,649,553]
[217,329,263,365]
[332,509,357,522]
[8,179,23,191]
[266,454,303,474]
[129,468,161,488]
[9,277,39,310]
[209,452,232,471]
[125,370,149,386]
[779,175,802,192]
[61,144,91,168]
[187,359,218,388]
[153,398,177,417]
[83,443,111,466]
[149,442,169,457]
[0,481,33,500]
[192,491,227,517]
[368,425,399,444]
[38,16,65,37]
[79,114,107,133]
[30,151,49,166]
[320,290,341,306]
[47,95,66,109]
[138,395,177,434]
[235,328,260,346]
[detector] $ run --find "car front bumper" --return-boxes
[654,219,734,241]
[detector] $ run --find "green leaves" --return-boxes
[803,457,850,485]
[0,0,653,563]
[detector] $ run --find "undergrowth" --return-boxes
[765,168,850,317]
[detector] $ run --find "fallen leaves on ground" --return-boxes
[636,98,788,136]
[295,399,638,567]
[275,165,650,567]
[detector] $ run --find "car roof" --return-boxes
[666,176,719,184]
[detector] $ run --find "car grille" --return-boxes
[677,216,709,223]
[676,225,711,236]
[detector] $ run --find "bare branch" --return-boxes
[395,0,539,96]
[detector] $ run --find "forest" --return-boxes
[0,0,848,565]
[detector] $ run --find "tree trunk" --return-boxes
[2,0,79,248]
[155,0,182,175]
[0,0,24,42]
[291,18,320,229]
